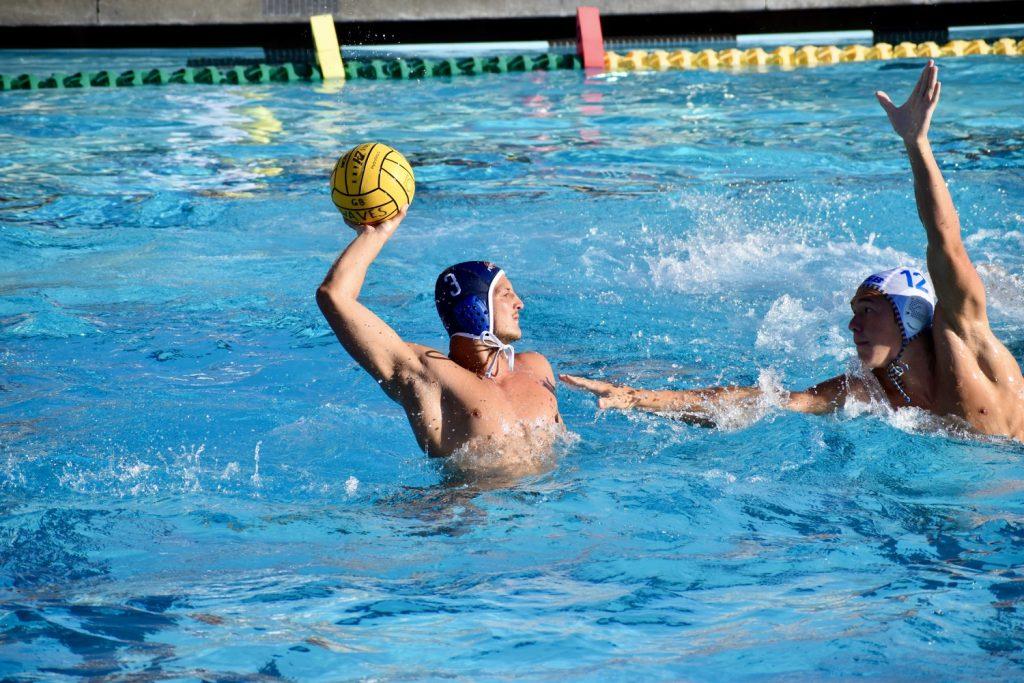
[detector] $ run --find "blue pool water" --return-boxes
[2,55,1024,679]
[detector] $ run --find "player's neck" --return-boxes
[449,336,512,378]
[877,335,936,408]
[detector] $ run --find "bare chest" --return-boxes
[445,372,560,429]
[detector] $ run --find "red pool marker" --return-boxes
[576,6,605,72]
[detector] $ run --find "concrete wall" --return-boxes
[0,0,1010,26]
[3,1,97,26]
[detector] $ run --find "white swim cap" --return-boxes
[859,267,937,344]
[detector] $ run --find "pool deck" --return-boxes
[2,0,1022,50]
[1,0,1017,26]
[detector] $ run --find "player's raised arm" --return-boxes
[875,60,987,332]
[316,206,426,401]
[559,373,852,425]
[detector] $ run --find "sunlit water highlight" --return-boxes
[1,56,1023,679]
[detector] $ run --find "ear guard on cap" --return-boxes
[860,267,936,344]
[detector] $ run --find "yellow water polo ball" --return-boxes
[330,142,415,224]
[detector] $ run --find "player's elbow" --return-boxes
[315,285,353,313]
[315,285,334,309]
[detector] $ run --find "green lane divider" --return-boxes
[0,53,583,91]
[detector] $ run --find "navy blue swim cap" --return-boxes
[435,261,505,338]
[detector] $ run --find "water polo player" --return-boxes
[316,205,563,472]
[563,61,1024,442]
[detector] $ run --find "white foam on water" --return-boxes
[445,419,579,484]
[647,188,919,307]
[886,405,952,434]
[840,364,977,440]
[755,294,851,363]
[344,476,359,496]
[220,462,240,479]
[965,228,1024,250]
[976,262,1024,320]
[178,443,204,493]
[648,230,914,302]
[1,431,27,491]
[702,468,737,484]
[654,368,789,432]
[57,452,160,497]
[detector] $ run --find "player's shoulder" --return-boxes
[516,351,554,377]
[407,342,438,355]
[401,343,473,392]
[516,350,551,365]
[933,301,997,346]
[406,343,458,372]
[934,306,1020,375]
[804,371,871,410]
[842,372,873,403]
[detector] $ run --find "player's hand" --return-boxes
[559,374,639,410]
[344,204,409,238]
[875,60,941,144]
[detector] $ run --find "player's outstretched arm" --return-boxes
[559,373,850,424]
[875,60,987,332]
[317,206,426,401]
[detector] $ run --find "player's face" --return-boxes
[848,289,903,368]
[492,278,524,343]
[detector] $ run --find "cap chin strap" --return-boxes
[479,330,515,378]
[451,331,515,378]
[872,290,913,404]
[886,346,912,404]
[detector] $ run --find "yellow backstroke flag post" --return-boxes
[310,14,345,81]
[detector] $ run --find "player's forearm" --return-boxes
[629,386,761,412]
[904,138,962,246]
[318,231,389,302]
[316,231,418,394]
[649,384,840,417]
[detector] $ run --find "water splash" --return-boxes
[251,440,262,490]
[178,443,204,493]
[841,365,977,440]
[648,230,914,301]
[445,420,579,485]
[220,461,240,480]
[755,294,850,362]
[680,367,789,431]
[344,476,359,496]
[977,262,1024,320]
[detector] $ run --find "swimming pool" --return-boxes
[2,54,1023,679]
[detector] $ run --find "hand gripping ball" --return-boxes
[330,142,416,224]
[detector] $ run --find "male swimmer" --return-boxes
[562,61,1024,442]
[316,206,562,473]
